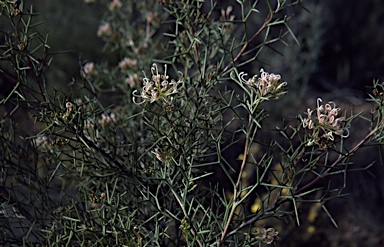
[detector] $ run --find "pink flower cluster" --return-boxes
[301,98,349,146]
[239,69,287,98]
[133,64,183,104]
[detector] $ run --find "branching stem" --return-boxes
[219,116,252,245]
[224,117,384,237]
[169,180,203,247]
[295,118,383,195]
[220,11,274,76]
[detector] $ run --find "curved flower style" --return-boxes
[301,98,350,147]
[239,68,287,98]
[133,64,183,104]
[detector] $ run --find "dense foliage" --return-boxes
[1,0,384,246]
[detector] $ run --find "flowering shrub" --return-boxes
[1,0,384,246]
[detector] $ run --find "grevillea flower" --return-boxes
[238,69,287,98]
[301,98,350,147]
[133,64,183,104]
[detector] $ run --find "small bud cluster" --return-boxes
[301,98,350,147]
[220,6,235,21]
[220,6,235,32]
[125,74,141,88]
[3,0,21,16]
[239,69,287,98]
[98,113,116,127]
[132,226,143,246]
[51,137,69,146]
[256,227,279,245]
[152,147,177,164]
[133,64,183,104]
[90,193,106,204]
[97,22,113,38]
[85,119,94,130]
[61,100,77,123]
[180,218,191,238]
[34,136,48,147]
[65,102,74,111]
[108,0,122,11]
[81,62,97,78]
[119,57,137,71]
[147,11,161,25]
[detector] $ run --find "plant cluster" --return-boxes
[1,0,384,246]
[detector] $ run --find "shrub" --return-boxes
[1,0,383,246]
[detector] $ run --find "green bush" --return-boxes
[1,0,384,246]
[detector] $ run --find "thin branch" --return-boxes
[219,115,252,246]
[169,180,203,247]
[225,118,384,237]
[220,11,274,76]
[295,119,382,195]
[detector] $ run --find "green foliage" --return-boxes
[1,0,384,246]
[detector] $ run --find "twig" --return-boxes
[224,118,383,237]
[225,197,288,238]
[169,180,204,247]
[219,116,252,245]
[295,119,382,195]
[220,11,274,76]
